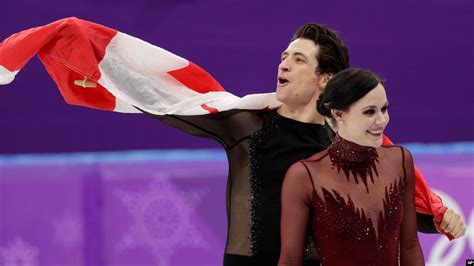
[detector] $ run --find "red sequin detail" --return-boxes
[328,135,379,193]
[306,135,407,265]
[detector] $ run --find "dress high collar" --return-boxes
[328,134,379,193]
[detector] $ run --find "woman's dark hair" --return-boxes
[292,23,350,75]
[316,68,383,118]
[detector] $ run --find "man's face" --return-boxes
[338,83,390,147]
[276,38,321,106]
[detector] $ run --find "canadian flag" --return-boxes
[0,17,281,115]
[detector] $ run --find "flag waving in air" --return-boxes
[0,17,281,115]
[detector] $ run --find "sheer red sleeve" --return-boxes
[278,162,314,266]
[400,147,425,266]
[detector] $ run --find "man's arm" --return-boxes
[416,213,438,233]
[140,108,263,150]
[416,210,467,237]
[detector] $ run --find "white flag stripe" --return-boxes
[99,32,203,114]
[0,65,19,85]
[98,32,282,115]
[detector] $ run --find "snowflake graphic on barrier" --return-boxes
[0,237,38,266]
[114,175,210,266]
[52,212,83,249]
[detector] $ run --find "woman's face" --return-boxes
[336,83,389,147]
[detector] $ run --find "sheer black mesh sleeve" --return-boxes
[416,213,438,233]
[140,109,262,149]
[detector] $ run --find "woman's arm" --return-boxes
[400,147,425,266]
[278,162,315,266]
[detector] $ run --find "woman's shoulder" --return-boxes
[379,144,413,162]
[303,148,330,163]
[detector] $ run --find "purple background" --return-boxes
[0,149,472,265]
[1,0,473,154]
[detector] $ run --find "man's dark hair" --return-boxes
[292,23,350,75]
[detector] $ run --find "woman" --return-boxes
[278,68,424,265]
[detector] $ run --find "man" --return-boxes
[0,19,465,266]
[143,24,466,265]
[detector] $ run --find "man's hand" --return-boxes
[440,208,467,239]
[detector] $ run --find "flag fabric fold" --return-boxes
[0,17,281,114]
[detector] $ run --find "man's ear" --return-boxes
[318,73,334,90]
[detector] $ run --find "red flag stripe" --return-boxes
[168,62,225,94]
[200,104,219,113]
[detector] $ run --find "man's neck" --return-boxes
[276,104,325,124]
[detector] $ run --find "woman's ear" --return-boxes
[331,109,344,124]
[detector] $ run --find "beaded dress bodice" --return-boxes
[280,135,424,266]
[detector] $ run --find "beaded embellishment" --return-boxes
[328,135,379,193]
